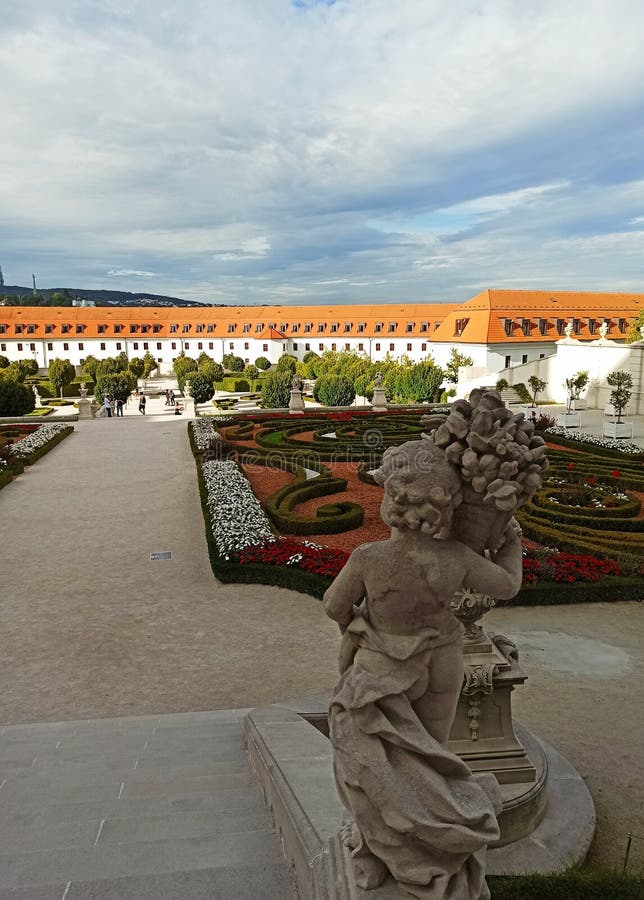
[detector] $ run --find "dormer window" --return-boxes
[375,323,383,333]
[15,324,24,334]
[317,323,325,333]
[503,318,514,337]
[344,323,351,333]
[61,324,71,334]
[170,324,178,334]
[182,324,190,333]
[587,318,597,335]
[114,325,123,334]
[207,324,215,333]
[521,318,531,336]
[405,323,414,333]
[228,324,236,333]
[243,324,251,333]
[330,323,339,333]
[304,323,312,333]
[141,324,150,334]
[45,324,54,334]
[153,324,161,333]
[388,322,397,333]
[27,324,36,334]
[420,322,428,333]
[129,325,138,333]
[572,318,580,335]
[256,323,263,333]
[455,318,470,337]
[292,324,299,333]
[357,323,366,333]
[618,318,627,333]
[538,318,548,336]
[556,319,565,335]
[0,324,5,334]
[268,323,276,330]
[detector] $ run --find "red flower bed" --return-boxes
[522,551,622,584]
[235,538,349,579]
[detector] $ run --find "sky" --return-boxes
[2,0,644,306]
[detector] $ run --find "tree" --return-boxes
[186,372,215,406]
[197,351,214,367]
[173,354,198,380]
[314,375,356,407]
[0,355,9,369]
[626,309,644,343]
[527,375,547,405]
[276,354,298,374]
[261,368,292,408]
[0,381,35,416]
[445,348,474,384]
[395,361,444,402]
[114,351,129,372]
[354,374,374,401]
[607,370,633,423]
[47,358,75,398]
[243,364,259,379]
[94,372,137,404]
[142,351,157,377]
[3,360,33,383]
[128,357,145,379]
[222,353,244,372]
[255,356,271,370]
[564,370,589,413]
[199,361,224,384]
[81,355,100,383]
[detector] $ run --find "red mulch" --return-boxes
[545,441,586,454]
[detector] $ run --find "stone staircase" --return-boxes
[0,710,296,899]
[498,388,524,406]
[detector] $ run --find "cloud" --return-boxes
[1,2,644,301]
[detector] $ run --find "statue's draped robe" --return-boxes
[329,614,500,900]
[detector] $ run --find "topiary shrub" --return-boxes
[222,353,245,372]
[255,356,271,370]
[186,372,215,404]
[314,375,356,407]
[0,381,36,416]
[262,369,292,408]
[95,372,137,404]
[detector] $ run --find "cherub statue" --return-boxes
[323,440,522,899]
[373,371,384,388]
[291,373,303,391]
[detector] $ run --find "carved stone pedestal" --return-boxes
[289,388,305,414]
[371,387,387,411]
[77,397,92,419]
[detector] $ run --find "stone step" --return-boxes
[0,711,295,898]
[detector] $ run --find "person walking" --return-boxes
[116,398,124,417]
[138,394,146,415]
[103,396,112,418]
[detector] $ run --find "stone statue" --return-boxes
[291,373,303,391]
[564,321,573,339]
[374,371,384,388]
[599,320,608,340]
[323,439,523,899]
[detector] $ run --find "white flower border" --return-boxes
[544,426,643,456]
[11,424,70,458]
[191,419,222,451]
[202,459,275,558]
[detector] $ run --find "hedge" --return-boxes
[545,431,644,461]
[215,377,262,392]
[264,471,364,535]
[0,468,12,491]
[488,871,643,900]
[13,425,74,465]
[509,577,642,605]
[36,380,94,399]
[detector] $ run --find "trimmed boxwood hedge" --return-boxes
[13,426,74,466]
[0,467,12,491]
[509,577,643,605]
[264,471,364,535]
[544,431,644,462]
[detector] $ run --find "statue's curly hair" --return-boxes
[373,440,463,534]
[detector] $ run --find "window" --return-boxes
[78,343,84,351]
[0,343,5,351]
[243,324,251,333]
[504,319,513,337]
[98,324,106,334]
[263,344,269,352]
[116,342,122,350]
[228,324,235,333]
[345,343,350,351]
[170,324,178,334]
[357,323,366,333]
[318,323,325,333]
[358,343,364,351]
[153,324,161,333]
[182,324,190,334]
[388,323,396,333]
[0,325,6,334]
[15,324,24,335]
[47,343,53,351]
[196,324,204,334]
[305,343,310,351]
[268,323,276,330]
[280,323,288,332]
[244,342,249,350]
[171,342,177,350]
[129,325,138,334]
[27,324,36,334]
[185,342,190,349]
[133,342,139,350]
[522,354,528,364]
[208,342,213,350]
[318,343,324,351]
[421,343,427,351]
[331,342,337,351]
[539,353,545,359]
[504,355,511,367]
[556,319,565,335]
[79,358,85,365]
[157,343,162,350]
[572,319,580,335]
[45,324,53,334]
[100,342,106,351]
[207,324,215,333]
[521,319,531,336]
[292,324,299,333]
[406,323,413,333]
[539,319,548,336]
[61,324,70,334]
[143,342,149,350]
[389,343,395,351]
[375,343,381,351]
[157,358,162,363]
[619,318,627,333]
[344,323,351,333]
[330,323,338,333]
[293,343,298,350]
[588,318,596,335]
[256,323,263,333]
[229,342,234,349]
[197,342,203,350]
[17,342,23,351]
[304,323,312,333]
[141,325,150,334]
[114,325,123,334]
[420,322,428,333]
[63,343,68,351]
[407,343,412,351]
[455,318,469,336]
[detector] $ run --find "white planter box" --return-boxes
[569,399,586,411]
[602,421,633,439]
[556,413,581,428]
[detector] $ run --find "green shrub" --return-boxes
[512,382,532,403]
[495,378,509,391]
[276,354,298,374]
[261,369,292,408]
[0,381,36,416]
[488,871,643,899]
[0,467,13,491]
[222,353,245,372]
[186,372,215,404]
[264,471,364,534]
[47,358,75,398]
[255,356,271,370]
[95,372,137,404]
[314,375,356,407]
[509,578,642,605]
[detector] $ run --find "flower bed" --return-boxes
[234,539,349,579]
[4,423,73,466]
[190,419,222,452]
[201,459,275,558]
[544,426,644,457]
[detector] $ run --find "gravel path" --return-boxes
[1,403,642,871]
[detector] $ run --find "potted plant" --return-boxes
[604,370,634,438]
[564,370,588,412]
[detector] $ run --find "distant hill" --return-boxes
[0,285,219,307]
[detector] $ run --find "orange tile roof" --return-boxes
[431,289,642,343]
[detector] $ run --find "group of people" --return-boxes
[101,395,125,418]
[164,389,176,406]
